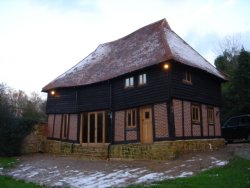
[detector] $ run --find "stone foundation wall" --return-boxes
[45,140,109,159]
[21,123,47,154]
[109,139,225,160]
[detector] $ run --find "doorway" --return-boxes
[140,106,153,144]
[80,111,105,145]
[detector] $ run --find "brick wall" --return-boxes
[154,103,169,138]
[126,131,137,141]
[114,111,125,142]
[183,101,191,137]
[214,107,221,136]
[47,114,54,137]
[173,99,183,137]
[54,114,62,139]
[68,114,78,141]
[202,105,208,136]
[209,125,215,136]
[193,124,201,136]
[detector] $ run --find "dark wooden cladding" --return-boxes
[46,82,110,114]
[112,65,170,110]
[78,83,110,112]
[46,88,77,114]
[46,63,223,114]
[171,63,222,106]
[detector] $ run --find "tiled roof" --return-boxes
[42,19,226,91]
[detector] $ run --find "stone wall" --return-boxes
[109,139,225,160]
[44,140,109,159]
[21,123,47,154]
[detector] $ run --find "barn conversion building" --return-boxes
[42,19,226,159]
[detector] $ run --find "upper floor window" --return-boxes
[207,107,215,124]
[139,73,147,85]
[125,77,134,88]
[126,109,137,128]
[183,71,192,84]
[192,105,200,124]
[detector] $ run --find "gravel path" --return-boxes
[4,143,250,188]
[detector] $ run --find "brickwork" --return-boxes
[126,131,137,141]
[192,124,201,136]
[68,114,78,141]
[47,114,54,137]
[154,103,169,138]
[202,105,208,136]
[173,99,183,137]
[209,125,215,136]
[114,111,125,142]
[54,114,62,139]
[183,101,191,137]
[214,107,221,136]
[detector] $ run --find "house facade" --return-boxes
[43,19,226,149]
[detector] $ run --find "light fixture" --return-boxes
[163,63,169,70]
[50,90,55,96]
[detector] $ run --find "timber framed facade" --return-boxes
[43,19,226,147]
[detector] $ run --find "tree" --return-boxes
[215,49,250,123]
[0,84,47,156]
[232,50,250,114]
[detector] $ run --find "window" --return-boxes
[62,114,69,139]
[207,108,214,124]
[139,73,147,85]
[183,71,192,84]
[192,105,200,123]
[80,111,106,144]
[126,109,137,128]
[125,77,134,88]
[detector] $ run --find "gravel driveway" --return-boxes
[4,143,250,188]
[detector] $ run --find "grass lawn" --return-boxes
[0,157,18,168]
[131,156,250,188]
[0,157,42,188]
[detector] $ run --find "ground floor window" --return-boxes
[192,105,200,124]
[62,114,69,139]
[207,107,215,124]
[126,109,137,128]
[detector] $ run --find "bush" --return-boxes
[0,118,36,156]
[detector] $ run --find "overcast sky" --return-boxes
[0,0,250,97]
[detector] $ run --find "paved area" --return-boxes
[4,143,250,188]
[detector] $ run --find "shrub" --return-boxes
[0,118,36,156]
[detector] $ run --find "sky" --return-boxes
[0,0,250,97]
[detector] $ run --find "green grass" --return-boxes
[0,157,42,188]
[0,176,42,188]
[131,157,250,188]
[0,157,18,168]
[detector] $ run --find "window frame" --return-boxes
[126,109,137,128]
[183,71,192,84]
[207,107,215,124]
[62,114,69,139]
[125,77,134,88]
[192,105,200,124]
[139,73,147,85]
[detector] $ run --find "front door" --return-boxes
[140,106,153,144]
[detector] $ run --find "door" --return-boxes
[79,111,106,145]
[140,106,153,144]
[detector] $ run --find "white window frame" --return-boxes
[125,77,134,88]
[139,73,147,85]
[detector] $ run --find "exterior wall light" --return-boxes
[163,63,169,70]
[50,90,55,96]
